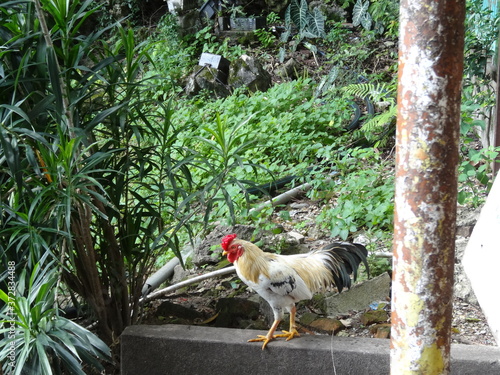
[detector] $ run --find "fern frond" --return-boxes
[342,82,396,103]
[361,105,397,133]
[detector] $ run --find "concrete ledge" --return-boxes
[121,325,500,375]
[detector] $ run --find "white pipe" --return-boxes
[141,257,180,296]
[142,266,236,303]
[141,237,200,297]
[250,181,313,213]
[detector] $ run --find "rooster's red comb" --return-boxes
[221,234,237,251]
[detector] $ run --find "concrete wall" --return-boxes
[121,325,500,375]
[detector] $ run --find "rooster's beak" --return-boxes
[222,250,228,256]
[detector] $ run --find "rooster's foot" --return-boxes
[275,328,300,341]
[248,335,276,350]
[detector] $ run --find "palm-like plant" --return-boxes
[0,255,111,375]
[1,1,264,370]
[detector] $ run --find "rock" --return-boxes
[339,318,352,328]
[155,301,204,322]
[229,55,271,92]
[275,58,300,80]
[192,224,257,267]
[287,231,305,243]
[309,293,327,314]
[308,317,345,334]
[309,1,346,21]
[454,237,478,304]
[324,273,392,316]
[176,10,201,38]
[257,296,274,326]
[299,312,319,326]
[360,310,389,326]
[307,224,329,240]
[456,225,474,237]
[184,67,231,98]
[353,233,371,246]
[269,232,310,255]
[171,264,192,284]
[369,323,391,339]
[289,202,309,209]
[214,298,260,328]
[456,206,481,238]
[262,0,288,14]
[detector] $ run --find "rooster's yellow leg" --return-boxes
[274,305,300,341]
[248,319,281,350]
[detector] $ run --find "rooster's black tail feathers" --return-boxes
[321,242,370,293]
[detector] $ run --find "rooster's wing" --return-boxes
[246,258,313,309]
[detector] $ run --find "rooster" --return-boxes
[221,234,369,349]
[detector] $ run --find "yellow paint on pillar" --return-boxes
[419,343,446,375]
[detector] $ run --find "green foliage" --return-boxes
[367,254,392,277]
[314,65,342,97]
[352,0,399,37]
[254,28,277,49]
[0,0,259,358]
[463,0,499,81]
[342,82,395,104]
[460,102,487,137]
[279,0,326,63]
[245,204,279,233]
[289,0,325,38]
[324,22,353,51]
[145,17,247,90]
[173,79,352,181]
[342,82,397,146]
[143,14,193,99]
[178,21,246,62]
[266,11,280,24]
[353,0,372,31]
[0,255,111,374]
[324,24,382,74]
[3,1,499,370]
[459,1,499,207]
[458,146,500,206]
[315,148,394,240]
[460,0,499,154]
[186,113,270,224]
[368,0,400,37]
[220,2,246,18]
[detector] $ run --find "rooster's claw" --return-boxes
[275,328,300,341]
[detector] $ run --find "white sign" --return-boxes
[463,174,500,346]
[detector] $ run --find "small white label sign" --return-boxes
[463,174,500,346]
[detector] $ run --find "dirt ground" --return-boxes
[142,198,496,347]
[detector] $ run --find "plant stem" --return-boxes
[33,0,75,139]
